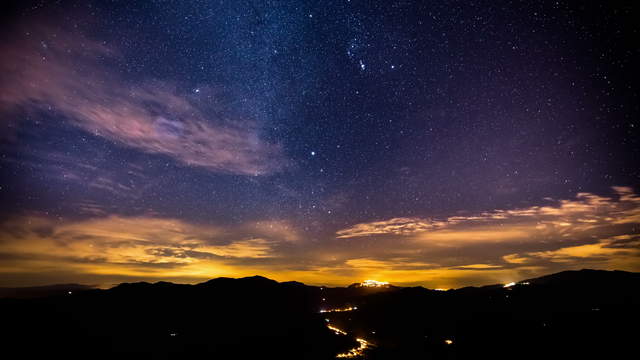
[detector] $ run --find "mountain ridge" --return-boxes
[2,268,637,299]
[1,268,638,359]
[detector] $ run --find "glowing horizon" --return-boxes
[1,186,638,289]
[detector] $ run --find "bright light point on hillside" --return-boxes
[503,282,516,288]
[445,339,453,345]
[361,280,389,287]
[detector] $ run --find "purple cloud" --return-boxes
[0,25,286,175]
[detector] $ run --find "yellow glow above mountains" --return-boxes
[0,187,638,289]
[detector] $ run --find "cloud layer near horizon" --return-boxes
[0,25,285,175]
[0,215,301,286]
[0,187,638,288]
[337,186,639,240]
[328,186,640,285]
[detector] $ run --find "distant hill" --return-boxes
[523,268,640,285]
[1,270,638,359]
[0,283,95,298]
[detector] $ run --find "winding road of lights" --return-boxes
[321,306,374,358]
[320,306,358,313]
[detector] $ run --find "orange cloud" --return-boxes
[1,187,638,288]
[414,226,532,244]
[336,217,441,238]
[504,235,640,269]
[0,215,305,287]
[198,239,275,259]
[330,187,640,286]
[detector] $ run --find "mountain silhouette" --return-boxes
[0,283,95,298]
[1,270,637,359]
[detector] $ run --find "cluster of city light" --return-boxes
[360,280,389,287]
[320,306,358,313]
[504,281,531,288]
[336,338,372,358]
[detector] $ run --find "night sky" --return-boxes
[1,0,638,288]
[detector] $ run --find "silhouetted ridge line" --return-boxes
[1,269,638,359]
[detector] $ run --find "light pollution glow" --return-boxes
[0,186,638,288]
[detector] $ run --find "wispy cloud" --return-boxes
[5,149,154,201]
[198,239,274,259]
[1,188,637,288]
[337,186,640,242]
[329,187,640,286]
[0,25,285,175]
[336,217,440,238]
[504,234,640,267]
[0,214,308,287]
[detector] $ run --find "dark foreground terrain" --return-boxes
[1,269,638,359]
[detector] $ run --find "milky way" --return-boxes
[0,1,638,288]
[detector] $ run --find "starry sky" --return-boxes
[1,0,638,288]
